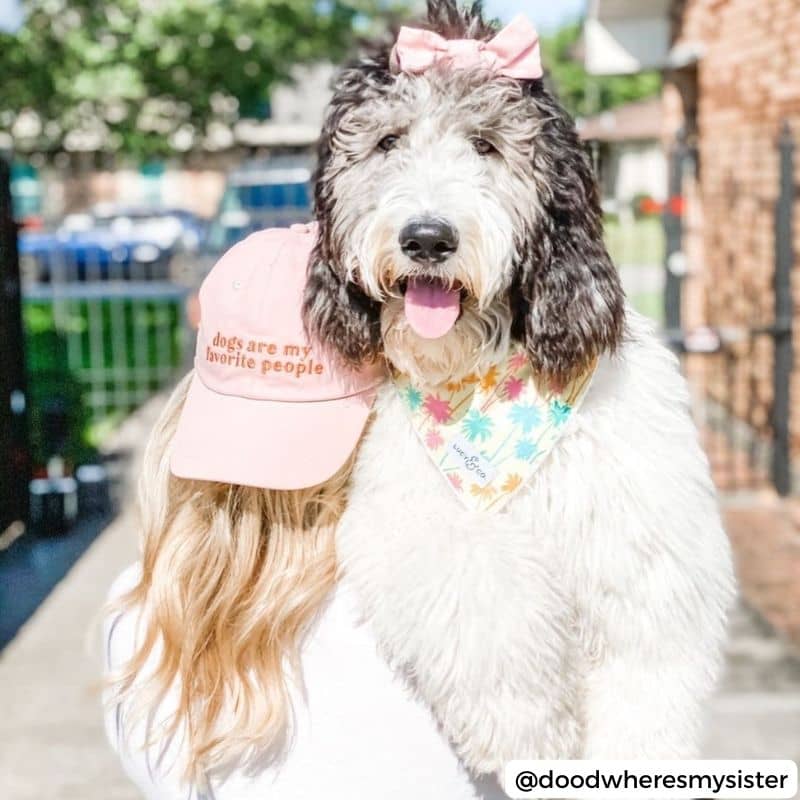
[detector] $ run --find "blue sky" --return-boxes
[0,0,22,32]
[1,0,587,34]
[484,0,586,29]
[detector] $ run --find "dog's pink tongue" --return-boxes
[404,277,461,339]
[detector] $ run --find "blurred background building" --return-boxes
[584,0,800,641]
[0,0,798,797]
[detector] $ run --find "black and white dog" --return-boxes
[304,0,734,777]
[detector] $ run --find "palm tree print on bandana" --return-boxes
[393,346,596,512]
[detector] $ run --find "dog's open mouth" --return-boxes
[401,276,462,339]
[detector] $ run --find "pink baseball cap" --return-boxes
[170,223,385,490]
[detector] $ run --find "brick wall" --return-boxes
[665,0,800,483]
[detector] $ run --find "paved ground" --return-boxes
[703,602,800,765]
[0,396,160,800]
[0,394,798,799]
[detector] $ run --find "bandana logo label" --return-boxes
[447,436,496,488]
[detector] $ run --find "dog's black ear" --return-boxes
[303,148,382,365]
[510,86,625,386]
[303,245,382,367]
[302,59,388,366]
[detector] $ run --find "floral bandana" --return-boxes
[393,347,596,513]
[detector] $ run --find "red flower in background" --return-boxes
[638,196,664,216]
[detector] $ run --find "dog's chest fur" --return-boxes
[336,313,733,773]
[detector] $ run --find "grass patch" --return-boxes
[628,291,664,324]
[605,216,665,267]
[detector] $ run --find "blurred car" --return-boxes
[19,205,205,283]
[202,157,313,257]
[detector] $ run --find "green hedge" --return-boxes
[23,292,186,471]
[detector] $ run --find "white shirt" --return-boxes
[104,564,506,800]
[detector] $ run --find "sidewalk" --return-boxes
[703,602,800,764]
[0,395,798,798]
[0,395,164,800]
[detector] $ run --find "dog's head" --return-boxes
[303,0,625,387]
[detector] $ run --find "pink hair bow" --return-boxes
[390,14,543,80]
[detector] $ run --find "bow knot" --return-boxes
[390,14,543,80]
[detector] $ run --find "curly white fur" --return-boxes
[337,310,735,775]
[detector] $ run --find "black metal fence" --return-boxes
[0,156,194,539]
[0,159,31,534]
[666,123,795,496]
[22,278,188,470]
[772,123,796,496]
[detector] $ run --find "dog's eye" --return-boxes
[471,137,496,156]
[378,134,400,153]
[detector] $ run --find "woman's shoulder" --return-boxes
[103,563,191,798]
[108,562,142,602]
[103,562,145,673]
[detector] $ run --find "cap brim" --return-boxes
[170,373,375,490]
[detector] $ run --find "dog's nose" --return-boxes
[399,218,459,263]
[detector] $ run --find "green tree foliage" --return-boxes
[0,0,405,157]
[541,22,661,118]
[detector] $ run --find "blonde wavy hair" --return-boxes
[106,372,354,780]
